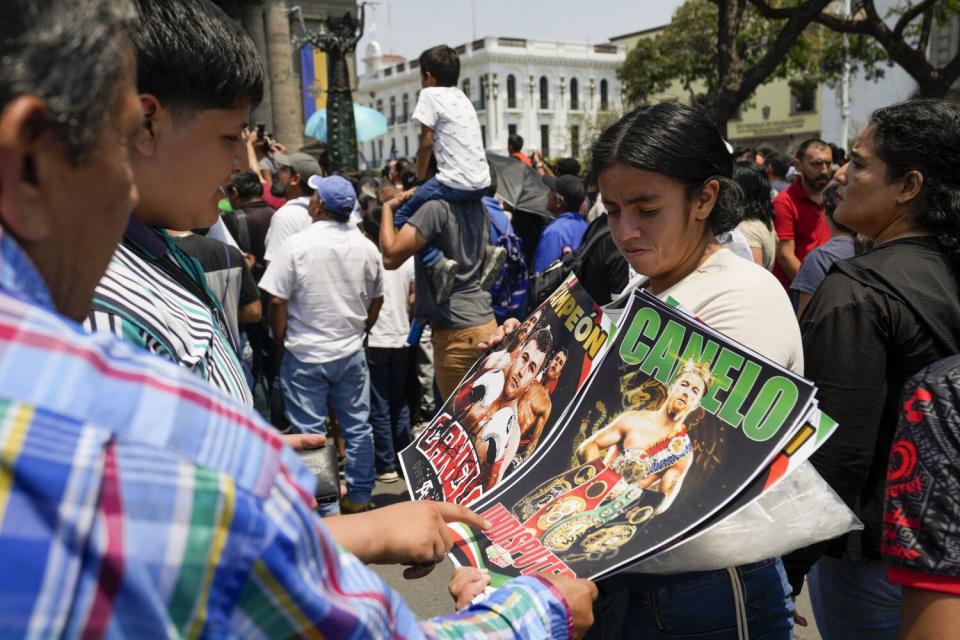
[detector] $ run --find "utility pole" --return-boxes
[293,4,366,173]
[840,0,852,152]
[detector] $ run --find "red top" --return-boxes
[772,180,831,288]
[888,566,960,596]
[261,182,286,210]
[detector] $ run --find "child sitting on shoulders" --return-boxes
[392,45,502,304]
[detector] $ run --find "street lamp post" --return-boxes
[293,4,366,173]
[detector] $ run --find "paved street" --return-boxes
[368,478,822,638]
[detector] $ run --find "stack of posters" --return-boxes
[400,277,838,584]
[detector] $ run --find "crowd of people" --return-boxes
[2,0,960,638]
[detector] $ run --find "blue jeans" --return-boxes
[393,176,486,267]
[366,346,412,474]
[808,556,901,640]
[281,350,375,505]
[588,559,794,639]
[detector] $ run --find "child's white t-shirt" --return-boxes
[412,86,491,191]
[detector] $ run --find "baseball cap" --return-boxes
[274,152,321,180]
[307,175,357,220]
[543,174,586,210]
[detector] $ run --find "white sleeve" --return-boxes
[264,209,302,264]
[412,90,438,129]
[402,258,416,285]
[369,249,385,299]
[258,241,296,300]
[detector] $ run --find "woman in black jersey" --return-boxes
[784,99,960,640]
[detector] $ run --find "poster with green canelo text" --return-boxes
[447,289,817,584]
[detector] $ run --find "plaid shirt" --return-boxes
[0,230,570,639]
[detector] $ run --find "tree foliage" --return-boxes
[622,1,805,105]
[751,0,960,97]
[619,0,835,133]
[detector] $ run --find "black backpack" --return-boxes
[526,223,611,312]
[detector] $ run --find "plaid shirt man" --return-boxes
[0,229,570,638]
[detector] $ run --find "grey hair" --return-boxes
[0,0,137,164]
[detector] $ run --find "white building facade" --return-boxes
[359,36,625,167]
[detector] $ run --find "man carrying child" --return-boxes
[390,45,504,304]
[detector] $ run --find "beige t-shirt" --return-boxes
[737,218,777,271]
[607,247,803,375]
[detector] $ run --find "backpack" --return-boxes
[527,223,611,313]
[486,204,529,323]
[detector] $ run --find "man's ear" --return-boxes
[134,94,163,158]
[0,95,58,241]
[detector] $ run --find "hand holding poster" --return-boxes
[399,275,614,506]
[444,289,821,584]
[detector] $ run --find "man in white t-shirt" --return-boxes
[260,175,384,514]
[263,152,320,264]
[390,45,502,305]
[365,252,415,484]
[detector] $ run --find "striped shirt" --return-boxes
[0,229,571,637]
[87,217,253,406]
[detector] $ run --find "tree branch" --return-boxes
[939,48,960,90]
[747,0,869,34]
[893,0,938,38]
[737,0,834,102]
[918,6,934,53]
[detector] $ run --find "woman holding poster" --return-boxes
[485,102,803,638]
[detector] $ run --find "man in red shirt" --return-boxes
[772,139,833,288]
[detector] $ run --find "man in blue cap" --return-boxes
[260,175,385,513]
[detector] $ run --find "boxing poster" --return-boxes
[399,275,614,506]
[445,289,818,583]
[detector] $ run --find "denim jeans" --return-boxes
[366,346,412,474]
[587,559,794,639]
[807,556,901,640]
[393,176,486,267]
[281,349,374,505]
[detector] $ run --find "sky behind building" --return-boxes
[357,0,684,73]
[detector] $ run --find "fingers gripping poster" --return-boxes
[399,275,614,506]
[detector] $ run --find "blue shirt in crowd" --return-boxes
[789,235,856,311]
[533,211,589,273]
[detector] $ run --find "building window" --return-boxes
[570,78,579,110]
[390,138,396,158]
[540,124,549,157]
[378,139,383,161]
[404,136,409,157]
[600,79,609,111]
[508,123,517,138]
[539,76,549,110]
[481,125,487,148]
[401,94,409,123]
[389,97,396,125]
[462,78,471,99]
[507,74,517,109]
[791,82,817,114]
[478,76,487,110]
[571,125,580,159]
[376,99,383,115]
